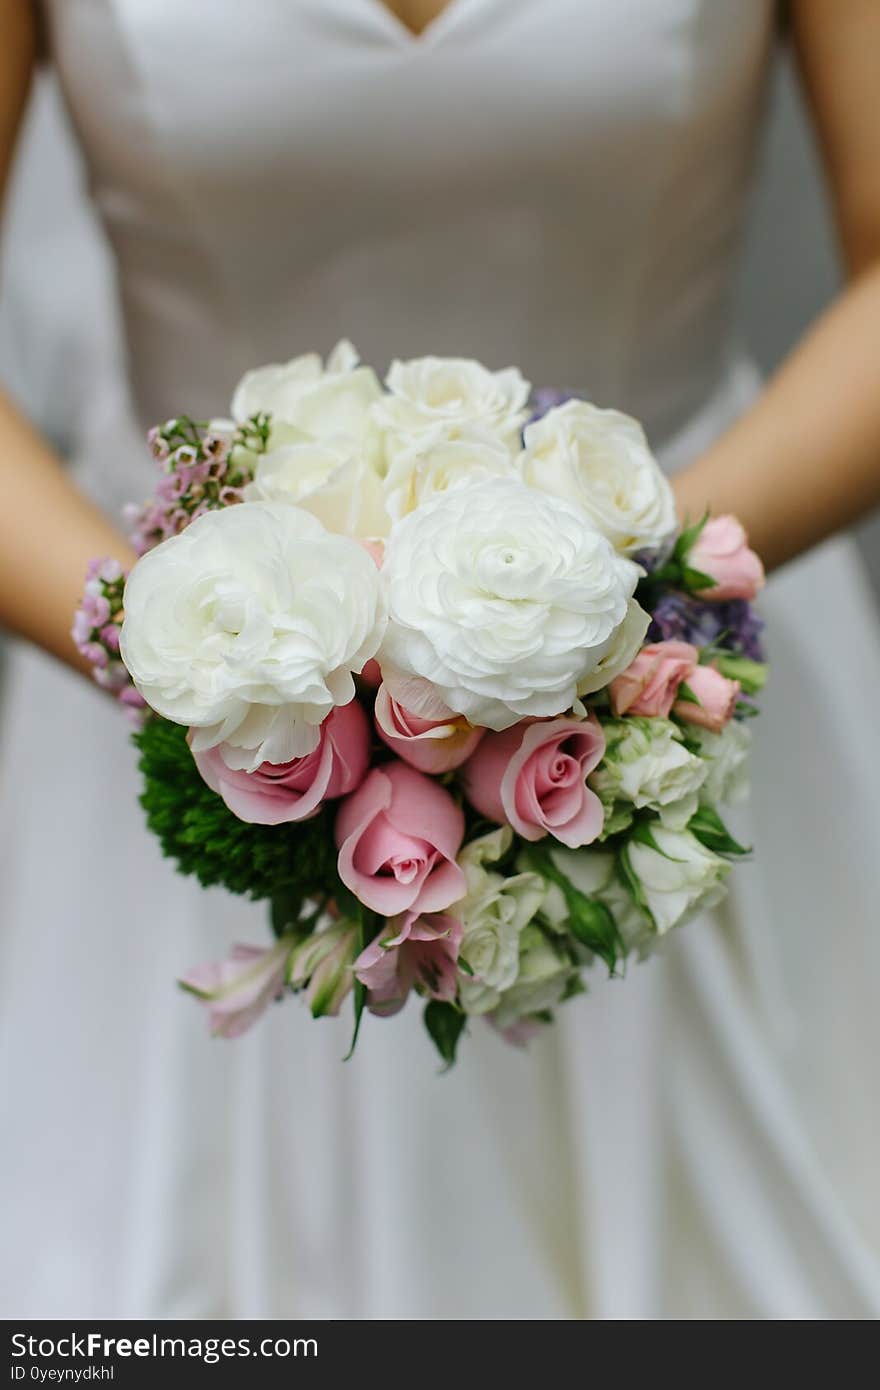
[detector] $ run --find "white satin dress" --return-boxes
[2,0,880,1320]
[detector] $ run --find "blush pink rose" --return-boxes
[689,515,765,601]
[335,761,466,916]
[609,640,698,718]
[460,715,606,848]
[374,682,484,774]
[191,699,370,824]
[674,663,741,732]
[355,911,463,1017]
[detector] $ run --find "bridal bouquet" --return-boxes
[76,343,766,1064]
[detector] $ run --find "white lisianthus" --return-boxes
[590,717,707,832]
[544,847,655,957]
[231,339,382,451]
[120,502,386,766]
[576,598,651,696]
[244,437,389,538]
[520,400,677,555]
[492,925,576,1028]
[373,355,530,463]
[379,477,640,730]
[690,721,752,806]
[622,826,729,935]
[454,828,546,1016]
[382,429,518,522]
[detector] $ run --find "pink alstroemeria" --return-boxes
[355,912,463,1018]
[180,937,296,1038]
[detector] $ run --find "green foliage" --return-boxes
[424,1000,466,1070]
[521,841,624,974]
[687,805,750,858]
[133,717,338,917]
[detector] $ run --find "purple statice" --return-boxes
[647,591,765,661]
[72,559,147,722]
[526,387,580,425]
[126,414,266,554]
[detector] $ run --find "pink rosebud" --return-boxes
[674,663,741,732]
[191,699,370,825]
[688,516,765,601]
[374,683,484,774]
[461,715,606,848]
[609,640,698,718]
[335,761,466,917]
[180,938,294,1038]
[355,911,463,1018]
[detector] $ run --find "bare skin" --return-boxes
[0,0,878,676]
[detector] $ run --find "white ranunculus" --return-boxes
[690,721,752,806]
[373,355,530,463]
[492,925,576,1028]
[379,477,640,730]
[622,826,729,935]
[591,717,707,832]
[120,502,386,766]
[382,429,518,522]
[520,399,677,555]
[231,339,382,451]
[455,828,546,1016]
[577,598,651,696]
[244,438,390,539]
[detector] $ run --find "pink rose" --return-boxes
[609,640,697,718]
[190,699,370,825]
[688,515,765,601]
[180,938,294,1038]
[374,682,484,774]
[460,715,606,848]
[336,761,466,915]
[674,663,741,732]
[355,911,463,1017]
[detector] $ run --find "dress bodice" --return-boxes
[43,0,775,444]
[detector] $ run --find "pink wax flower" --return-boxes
[335,761,466,916]
[190,699,370,825]
[673,663,741,732]
[688,516,765,601]
[355,912,463,1017]
[461,715,606,848]
[374,682,484,774]
[180,938,295,1039]
[609,640,698,718]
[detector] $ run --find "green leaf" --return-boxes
[344,903,373,1061]
[673,510,711,563]
[424,1001,466,1070]
[616,843,656,930]
[680,565,718,593]
[522,843,624,974]
[713,654,768,695]
[676,681,701,705]
[688,805,750,857]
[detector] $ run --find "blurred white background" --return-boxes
[1,50,878,594]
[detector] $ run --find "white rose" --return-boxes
[379,477,640,730]
[690,721,752,806]
[492,925,576,1028]
[120,501,386,766]
[591,717,707,832]
[244,438,389,539]
[621,826,729,935]
[231,339,382,451]
[577,598,650,696]
[520,400,677,554]
[373,355,530,463]
[382,429,518,522]
[455,828,546,1016]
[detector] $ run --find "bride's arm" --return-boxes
[0,0,135,674]
[673,0,880,571]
